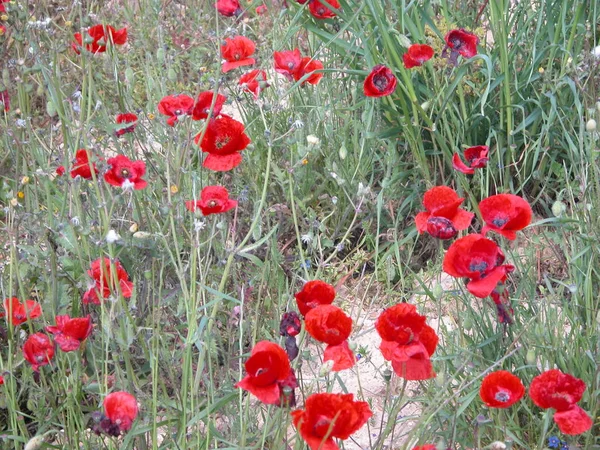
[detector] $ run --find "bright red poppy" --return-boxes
[308,0,340,19]
[0,89,9,112]
[70,149,98,179]
[158,94,194,126]
[216,0,242,16]
[291,393,372,450]
[185,185,238,216]
[103,391,139,433]
[23,332,55,372]
[479,194,532,240]
[72,24,127,54]
[46,315,93,352]
[221,36,256,73]
[1,297,42,326]
[56,165,66,176]
[363,65,397,97]
[235,341,296,405]
[0,0,8,13]
[305,305,352,346]
[274,49,302,81]
[414,186,474,239]
[479,370,525,408]
[445,29,478,59]
[412,446,436,450]
[323,340,356,372]
[191,91,226,121]
[403,44,434,69]
[295,280,336,316]
[256,4,267,14]
[104,155,147,190]
[553,405,593,435]
[294,57,324,85]
[452,145,489,175]
[239,69,269,99]
[443,234,515,298]
[83,258,134,305]
[0,25,5,37]
[115,113,138,136]
[375,303,438,380]
[0,375,3,385]
[195,115,251,171]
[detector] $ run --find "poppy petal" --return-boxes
[202,153,243,171]
[452,153,475,174]
[553,405,593,435]
[323,341,356,371]
[466,266,510,298]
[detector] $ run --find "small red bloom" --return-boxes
[0,0,8,13]
[115,113,138,136]
[0,89,9,112]
[479,370,525,408]
[323,340,356,371]
[239,69,269,99]
[445,29,479,59]
[103,391,139,433]
[280,311,302,337]
[452,145,489,175]
[256,4,267,14]
[479,194,532,240]
[295,280,336,316]
[0,25,5,37]
[529,369,586,412]
[46,315,93,352]
[490,279,514,324]
[412,446,437,450]
[274,49,302,81]
[305,305,352,346]
[216,0,242,16]
[553,405,593,435]
[158,94,194,126]
[403,44,434,69]
[23,332,55,372]
[195,116,251,171]
[415,186,474,239]
[294,57,324,85]
[70,149,98,180]
[363,65,397,98]
[291,393,372,450]
[185,185,238,216]
[56,165,66,176]
[221,36,256,73]
[104,155,147,190]
[0,375,3,385]
[83,258,134,305]
[72,24,127,55]
[1,297,42,326]
[191,91,226,121]
[308,0,340,19]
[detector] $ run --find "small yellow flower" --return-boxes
[129,223,138,233]
[301,158,309,165]
[199,66,207,73]
[17,191,24,199]
[538,67,545,74]
[170,184,179,194]
[64,20,72,27]
[21,176,30,185]
[147,113,155,120]
[10,198,18,206]
[1,14,8,21]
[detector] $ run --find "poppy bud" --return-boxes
[585,119,597,132]
[382,368,392,382]
[46,100,57,117]
[24,435,45,450]
[435,370,445,387]
[156,48,165,62]
[426,216,458,240]
[526,349,536,365]
[125,68,135,84]
[463,315,473,330]
[432,282,443,300]
[129,223,138,233]
[551,200,566,217]
[167,68,177,81]
[338,144,347,159]
[36,84,44,96]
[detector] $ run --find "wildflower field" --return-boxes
[1,0,599,448]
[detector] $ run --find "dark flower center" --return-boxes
[215,136,231,149]
[317,6,325,14]
[495,391,510,402]
[492,217,508,227]
[234,52,240,60]
[287,62,295,69]
[35,354,46,363]
[451,38,463,50]
[208,200,218,208]
[313,416,333,438]
[120,168,131,178]
[469,261,488,273]
[174,109,182,116]
[373,75,388,91]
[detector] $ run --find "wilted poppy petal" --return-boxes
[452,153,475,175]
[324,341,356,371]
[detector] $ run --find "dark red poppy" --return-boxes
[553,405,593,435]
[46,315,93,352]
[294,57,324,85]
[185,185,238,216]
[0,89,9,112]
[323,340,356,372]
[195,115,251,171]
[375,303,438,380]
[308,0,340,19]
[1,297,42,326]
[216,0,242,16]
[23,332,55,372]
[0,0,8,13]
[529,369,586,412]
[103,391,139,433]
[56,165,66,176]
[158,94,194,126]
[72,24,127,55]
[305,305,352,346]
[256,4,267,14]
[239,69,269,99]
[403,44,434,69]
[191,91,226,121]
[235,341,295,405]
[70,149,98,179]
[479,194,532,240]
[115,113,138,136]
[412,446,437,450]
[479,370,525,408]
[295,280,336,316]
[104,155,147,190]
[291,393,372,450]
[280,311,302,338]
[490,279,513,324]
[452,145,489,175]
[445,29,478,59]
[221,36,256,73]
[443,234,515,298]
[0,375,3,385]
[83,258,134,305]
[274,49,302,81]
[415,186,474,239]
[363,65,397,98]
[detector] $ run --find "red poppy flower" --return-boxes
[295,280,336,316]
[0,0,8,13]
[308,0,340,19]
[363,65,397,98]
[23,332,55,372]
[274,49,302,81]
[1,297,42,326]
[553,405,593,435]
[479,370,525,408]
[72,24,127,54]
[158,94,194,126]
[256,4,267,14]
[280,311,302,337]
[452,145,489,175]
[529,369,586,412]
[191,91,226,121]
[221,36,256,73]
[294,57,324,85]
[415,186,474,239]
[0,375,3,385]
[239,69,269,99]
[216,0,242,16]
[291,393,372,450]
[412,446,437,450]
[305,305,352,346]
[82,258,134,305]
[323,340,356,372]
[0,89,9,112]
[104,155,147,190]
[103,391,139,433]
[443,234,515,298]
[46,315,93,352]
[479,194,532,240]
[445,29,478,59]
[195,115,251,171]
[185,185,238,216]
[235,341,295,405]
[403,44,434,69]
[70,149,98,179]
[115,113,138,136]
[56,165,66,176]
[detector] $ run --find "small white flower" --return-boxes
[330,172,338,179]
[71,216,80,226]
[357,182,371,197]
[292,119,304,129]
[593,45,600,59]
[331,196,338,205]
[194,219,206,232]
[306,135,320,145]
[15,119,27,128]
[106,229,121,244]
[586,119,597,132]
[301,233,313,244]
[121,179,135,192]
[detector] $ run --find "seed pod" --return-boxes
[156,47,165,63]
[338,144,347,160]
[36,84,44,96]
[585,119,597,132]
[167,67,177,81]
[46,100,57,117]
[125,67,135,85]
[526,349,536,365]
